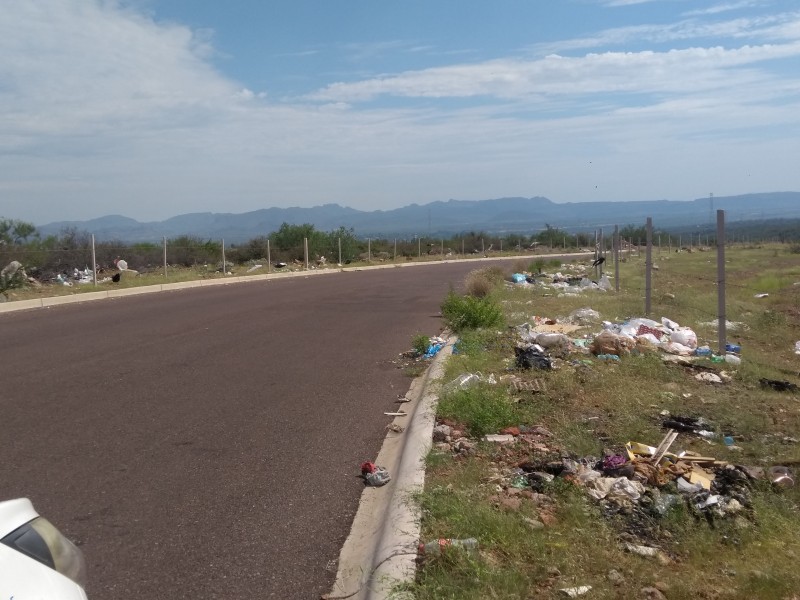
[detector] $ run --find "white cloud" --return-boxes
[308,42,800,103]
[683,1,766,17]
[601,0,660,6]
[1,0,799,224]
[532,11,800,54]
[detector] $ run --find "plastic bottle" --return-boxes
[724,353,741,365]
[725,343,741,354]
[695,346,712,357]
[419,538,479,555]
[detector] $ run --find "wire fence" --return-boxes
[0,236,588,293]
[588,210,800,356]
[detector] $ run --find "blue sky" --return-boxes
[2,0,800,224]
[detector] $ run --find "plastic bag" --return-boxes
[661,317,680,330]
[361,462,391,486]
[590,330,635,356]
[515,346,553,370]
[568,308,600,324]
[534,332,570,349]
[670,327,697,349]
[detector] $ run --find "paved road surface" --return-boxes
[0,260,513,599]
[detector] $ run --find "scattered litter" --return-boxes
[795,341,800,355]
[670,327,698,349]
[384,411,408,417]
[700,319,747,331]
[759,378,799,392]
[484,434,516,444]
[360,462,391,486]
[590,331,635,356]
[769,466,794,488]
[508,378,546,394]
[567,307,601,324]
[724,354,741,365]
[662,415,714,437]
[386,423,405,433]
[695,372,723,384]
[535,332,571,349]
[442,372,496,393]
[418,538,478,556]
[586,477,644,504]
[559,586,592,597]
[623,543,661,558]
[246,264,263,273]
[754,293,769,298]
[515,346,554,370]
[425,336,447,358]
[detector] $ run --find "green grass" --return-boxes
[414,243,800,599]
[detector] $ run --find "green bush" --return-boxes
[441,291,504,332]
[530,259,545,274]
[412,333,430,356]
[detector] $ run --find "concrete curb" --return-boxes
[326,339,454,600]
[0,253,592,315]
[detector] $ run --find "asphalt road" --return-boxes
[0,260,515,599]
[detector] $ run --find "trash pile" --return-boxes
[511,428,793,550]
[509,308,749,372]
[54,267,96,286]
[444,419,795,564]
[424,336,447,358]
[509,264,613,296]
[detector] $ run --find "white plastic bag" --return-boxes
[535,332,570,349]
[670,327,697,349]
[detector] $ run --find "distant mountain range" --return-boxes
[37,192,800,243]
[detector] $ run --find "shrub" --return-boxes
[412,333,430,356]
[530,259,546,274]
[464,267,504,298]
[441,291,504,332]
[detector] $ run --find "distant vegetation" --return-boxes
[1,217,799,286]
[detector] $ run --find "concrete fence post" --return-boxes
[717,210,727,354]
[645,218,653,316]
[614,225,620,292]
[91,234,97,287]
